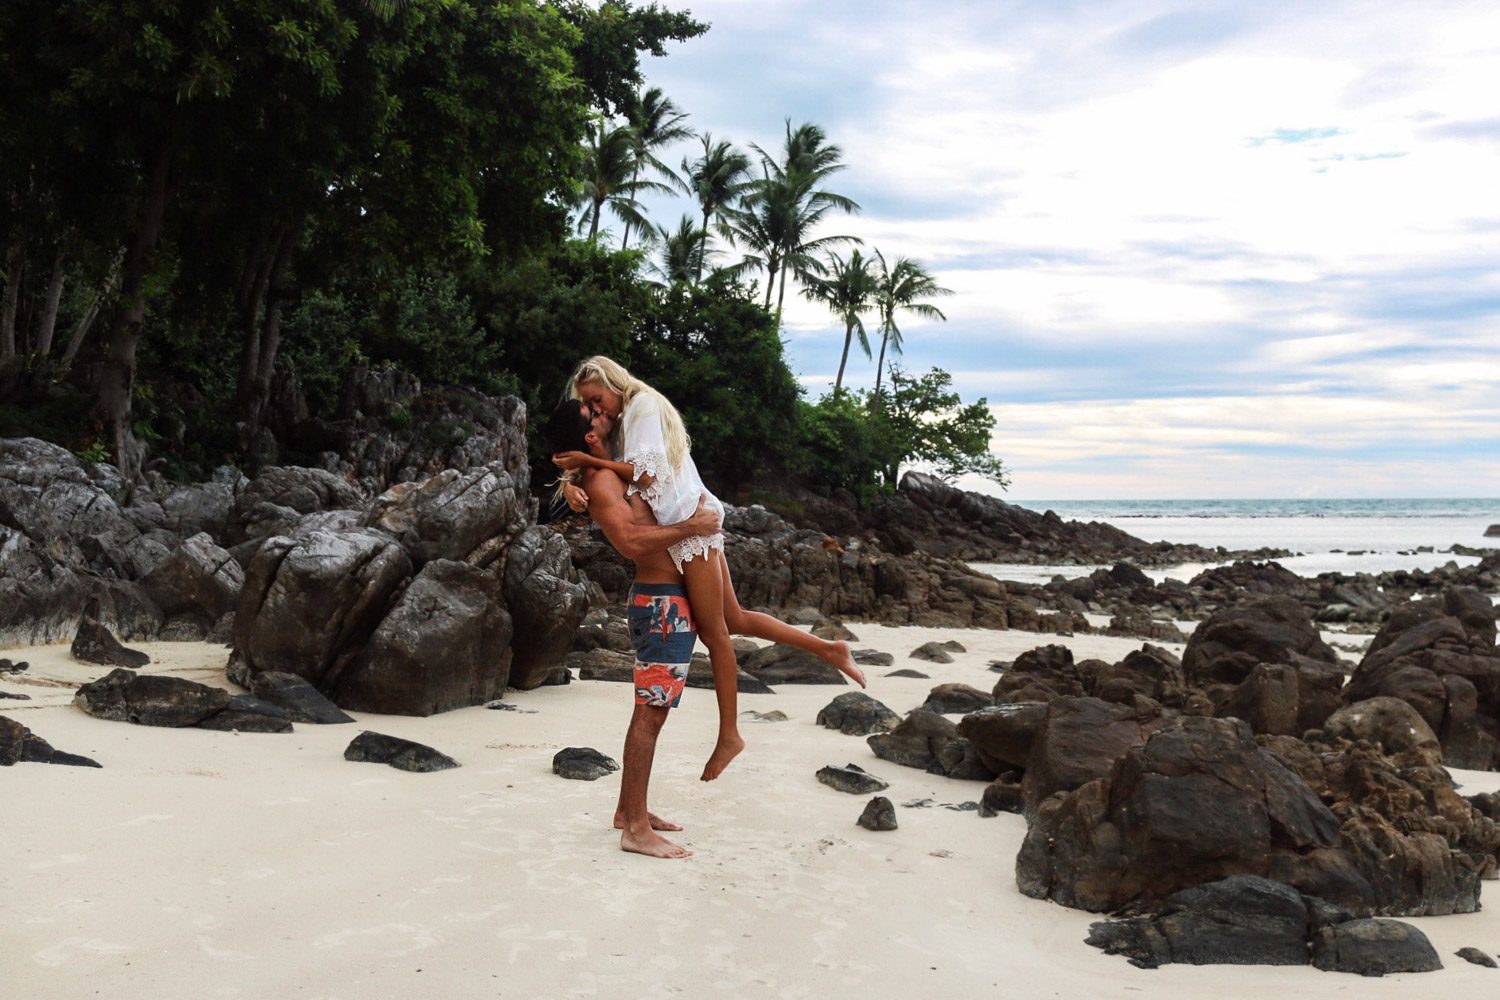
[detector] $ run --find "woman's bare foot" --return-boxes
[612,810,683,832]
[700,732,745,781]
[620,827,692,859]
[825,640,867,688]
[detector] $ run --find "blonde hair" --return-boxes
[569,356,691,473]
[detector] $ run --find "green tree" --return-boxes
[801,248,876,393]
[679,133,751,282]
[870,367,1008,487]
[646,215,716,286]
[575,119,672,242]
[556,1,707,117]
[871,250,952,401]
[619,87,694,250]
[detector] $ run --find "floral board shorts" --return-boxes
[627,583,697,709]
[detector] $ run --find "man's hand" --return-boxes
[563,481,589,512]
[687,499,721,535]
[553,450,596,472]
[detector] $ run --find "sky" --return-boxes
[627,0,1500,500]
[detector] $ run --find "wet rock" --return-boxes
[345,731,459,772]
[1310,918,1441,976]
[73,668,230,727]
[552,746,618,781]
[817,762,890,795]
[816,692,901,736]
[857,796,898,831]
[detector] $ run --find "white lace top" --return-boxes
[619,392,724,570]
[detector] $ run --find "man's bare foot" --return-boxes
[621,827,692,859]
[612,811,683,832]
[700,733,745,781]
[825,640,867,688]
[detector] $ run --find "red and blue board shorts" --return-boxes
[627,583,697,709]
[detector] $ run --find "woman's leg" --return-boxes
[718,557,866,688]
[682,548,745,780]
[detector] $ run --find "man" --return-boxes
[545,399,719,859]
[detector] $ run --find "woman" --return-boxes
[554,356,866,781]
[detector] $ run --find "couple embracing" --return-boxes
[545,357,866,859]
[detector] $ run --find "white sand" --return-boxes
[5,624,1499,999]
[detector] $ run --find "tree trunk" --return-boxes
[696,207,712,283]
[776,258,791,314]
[1,239,24,363]
[239,218,303,457]
[235,228,277,419]
[95,138,175,479]
[621,165,640,250]
[763,251,779,307]
[871,328,890,409]
[34,246,66,358]
[834,320,854,393]
[61,249,123,369]
[588,199,602,241]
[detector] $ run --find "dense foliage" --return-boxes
[0,0,1007,502]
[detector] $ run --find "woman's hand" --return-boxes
[563,481,589,513]
[552,450,597,471]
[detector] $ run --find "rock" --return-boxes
[921,682,992,715]
[1486,525,1500,538]
[362,460,528,568]
[73,668,230,727]
[0,658,26,673]
[571,648,638,682]
[341,559,514,716]
[980,773,1025,815]
[957,702,1049,774]
[1020,696,1149,814]
[195,695,294,733]
[741,710,788,722]
[139,532,244,626]
[868,708,995,780]
[344,731,459,772]
[1457,947,1497,968]
[811,621,858,641]
[0,715,102,767]
[1182,596,1340,686]
[857,796,898,831]
[225,466,364,546]
[815,692,901,736]
[1085,875,1311,969]
[884,668,927,678]
[552,746,619,781]
[817,762,890,794]
[1016,716,1342,913]
[247,671,355,724]
[1218,663,1301,736]
[502,526,590,690]
[685,657,775,694]
[1322,697,1441,762]
[853,649,895,666]
[910,641,956,664]
[992,644,1084,703]
[1311,918,1441,975]
[741,643,847,684]
[71,605,151,668]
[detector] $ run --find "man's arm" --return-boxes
[584,469,716,560]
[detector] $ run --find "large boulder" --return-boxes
[1182,596,1340,687]
[140,532,244,628]
[816,692,901,735]
[502,526,590,690]
[73,668,231,727]
[362,460,529,568]
[867,708,995,780]
[1020,696,1153,814]
[224,466,364,546]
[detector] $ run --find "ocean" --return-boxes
[973,497,1500,585]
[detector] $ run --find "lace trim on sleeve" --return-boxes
[624,446,670,504]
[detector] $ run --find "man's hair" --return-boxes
[544,397,592,456]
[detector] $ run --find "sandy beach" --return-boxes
[7,624,1500,999]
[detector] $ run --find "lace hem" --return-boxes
[624,446,670,505]
[669,532,723,573]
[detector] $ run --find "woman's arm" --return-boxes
[553,451,655,489]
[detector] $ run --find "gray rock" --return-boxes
[226,466,363,545]
[344,731,459,772]
[884,668,929,678]
[741,710,788,722]
[248,671,354,724]
[362,461,528,568]
[816,691,901,736]
[853,649,895,666]
[140,532,244,625]
[71,607,151,668]
[503,526,590,690]
[553,746,619,781]
[817,762,890,795]
[811,620,858,641]
[857,796,897,831]
[910,641,956,664]
[195,695,294,733]
[1311,918,1441,976]
[920,682,992,715]
[741,643,847,684]
[1,715,102,767]
[73,668,230,727]
[1457,947,1497,968]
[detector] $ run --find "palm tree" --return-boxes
[573,119,672,242]
[801,248,876,393]
[871,250,952,403]
[744,121,861,312]
[680,133,751,281]
[646,215,716,286]
[620,87,694,251]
